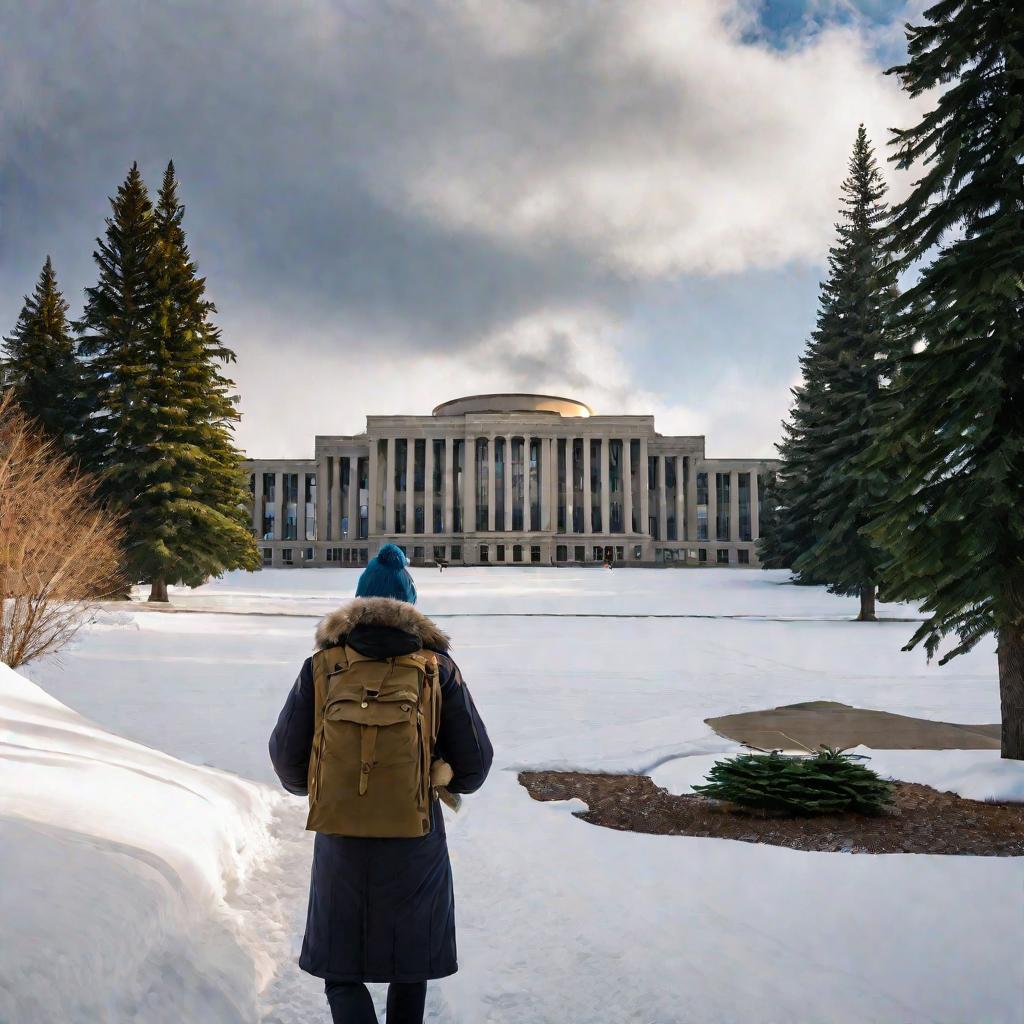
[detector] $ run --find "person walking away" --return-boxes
[269,543,493,1023]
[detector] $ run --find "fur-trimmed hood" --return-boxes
[315,597,450,653]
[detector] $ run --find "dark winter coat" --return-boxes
[269,598,493,983]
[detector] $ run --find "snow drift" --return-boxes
[0,662,280,1023]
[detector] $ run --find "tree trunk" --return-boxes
[998,622,1024,760]
[857,585,876,622]
[148,577,169,603]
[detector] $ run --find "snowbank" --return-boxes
[851,746,1024,803]
[0,663,280,1023]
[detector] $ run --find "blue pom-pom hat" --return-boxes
[355,543,418,604]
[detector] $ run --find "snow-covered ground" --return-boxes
[11,568,1024,1023]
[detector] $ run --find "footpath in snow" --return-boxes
[11,568,1024,1023]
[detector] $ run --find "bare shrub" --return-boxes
[0,392,124,667]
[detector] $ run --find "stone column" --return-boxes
[622,439,632,534]
[252,471,263,537]
[582,436,592,534]
[405,438,415,536]
[464,435,477,534]
[540,437,551,532]
[443,437,454,535]
[368,443,379,537]
[657,455,667,542]
[524,438,532,533]
[600,437,610,535]
[751,469,760,541]
[686,457,698,543]
[424,439,435,535]
[639,437,650,536]
[274,471,284,541]
[707,469,718,544]
[504,435,513,534]
[348,456,360,541]
[565,439,575,534]
[730,469,740,543]
[487,437,496,532]
[675,455,685,545]
[383,438,395,536]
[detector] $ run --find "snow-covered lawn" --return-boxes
[10,568,1024,1023]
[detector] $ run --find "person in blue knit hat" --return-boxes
[354,543,418,604]
[270,542,493,1024]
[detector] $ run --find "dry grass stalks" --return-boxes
[0,392,124,667]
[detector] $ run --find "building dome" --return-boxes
[432,393,593,418]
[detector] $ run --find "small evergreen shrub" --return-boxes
[692,747,894,816]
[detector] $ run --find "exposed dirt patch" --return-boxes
[519,771,1024,856]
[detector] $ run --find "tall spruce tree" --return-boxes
[790,127,899,619]
[76,163,158,482]
[77,162,259,601]
[142,161,258,600]
[866,1,1024,758]
[2,257,84,452]
[761,128,897,615]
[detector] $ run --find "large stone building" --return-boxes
[244,393,779,568]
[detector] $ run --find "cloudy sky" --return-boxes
[1,0,927,459]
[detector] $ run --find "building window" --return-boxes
[633,544,642,560]
[358,457,369,540]
[717,548,729,564]
[590,439,602,533]
[395,506,406,535]
[592,545,603,562]
[572,439,585,533]
[283,474,298,541]
[696,472,708,541]
[738,472,752,541]
[699,548,707,562]
[415,505,425,534]
[556,544,568,562]
[433,441,445,532]
[615,546,624,560]
[480,544,489,562]
[630,440,641,532]
[453,441,464,533]
[512,439,525,531]
[359,548,369,565]
[738,548,750,564]
[476,438,489,531]
[609,439,623,533]
[531,545,541,563]
[282,548,293,565]
[414,546,425,562]
[512,544,523,563]
[262,472,276,540]
[529,438,541,530]
[433,545,446,563]
[305,473,317,540]
[451,544,462,561]
[496,543,506,562]
[262,547,272,566]
[557,439,567,533]
[716,473,730,542]
[414,439,426,494]
[303,547,314,561]
[495,437,506,531]
[574,545,585,562]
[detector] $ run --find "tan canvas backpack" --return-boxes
[306,645,441,837]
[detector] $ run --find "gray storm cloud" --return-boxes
[1,0,917,455]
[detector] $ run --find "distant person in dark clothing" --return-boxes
[269,544,493,1024]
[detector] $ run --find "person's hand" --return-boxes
[430,759,454,787]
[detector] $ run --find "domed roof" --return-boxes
[432,393,592,417]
